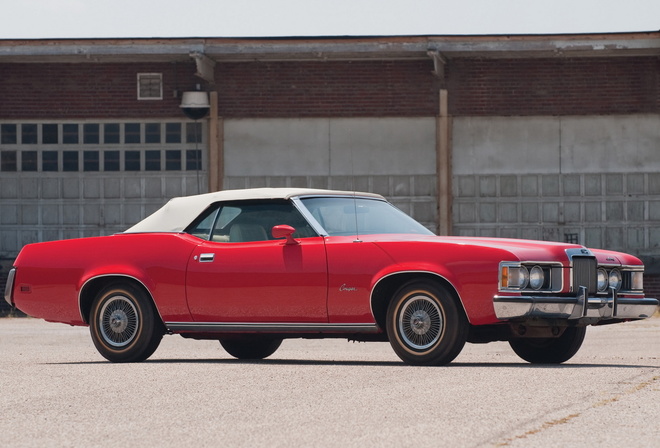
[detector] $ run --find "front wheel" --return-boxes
[220,336,283,360]
[89,283,163,363]
[386,281,468,366]
[509,326,586,364]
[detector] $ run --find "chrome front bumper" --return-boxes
[494,286,658,321]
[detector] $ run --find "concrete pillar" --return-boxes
[207,91,224,192]
[437,89,452,235]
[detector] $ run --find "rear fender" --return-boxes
[78,273,159,325]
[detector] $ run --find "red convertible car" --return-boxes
[5,188,658,365]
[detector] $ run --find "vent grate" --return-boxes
[572,256,597,294]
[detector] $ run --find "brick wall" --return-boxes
[2,57,659,119]
[644,274,660,306]
[0,62,197,119]
[0,60,439,119]
[215,60,438,117]
[447,57,660,116]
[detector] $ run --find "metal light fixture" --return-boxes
[180,91,210,120]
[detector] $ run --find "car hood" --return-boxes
[364,234,609,264]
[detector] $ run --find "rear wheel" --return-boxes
[386,281,468,366]
[509,326,586,364]
[89,283,163,363]
[220,336,283,360]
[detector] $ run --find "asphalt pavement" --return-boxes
[1,317,658,447]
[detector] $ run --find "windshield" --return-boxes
[300,197,434,237]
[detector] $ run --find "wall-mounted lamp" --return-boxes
[180,91,210,120]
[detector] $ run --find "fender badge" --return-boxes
[339,283,358,292]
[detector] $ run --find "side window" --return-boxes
[210,206,241,242]
[187,208,219,240]
[187,200,318,243]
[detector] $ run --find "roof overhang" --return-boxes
[1,32,659,64]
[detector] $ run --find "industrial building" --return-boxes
[1,32,659,312]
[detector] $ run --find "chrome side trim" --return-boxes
[290,197,328,237]
[494,294,658,321]
[4,268,16,306]
[165,322,379,333]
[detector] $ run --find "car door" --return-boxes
[185,200,328,323]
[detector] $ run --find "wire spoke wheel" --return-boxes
[399,295,443,350]
[386,281,468,366]
[99,295,139,347]
[89,283,163,363]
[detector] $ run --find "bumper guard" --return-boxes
[4,268,16,307]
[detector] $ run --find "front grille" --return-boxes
[572,256,597,294]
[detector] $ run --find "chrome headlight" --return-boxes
[528,265,545,290]
[608,269,622,291]
[501,265,529,290]
[500,262,561,292]
[597,268,609,292]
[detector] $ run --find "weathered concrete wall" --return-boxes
[453,115,660,175]
[225,117,436,176]
[223,117,438,229]
[0,120,207,259]
[453,114,660,267]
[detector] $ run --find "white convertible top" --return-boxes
[124,187,385,233]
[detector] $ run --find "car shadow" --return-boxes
[48,358,659,368]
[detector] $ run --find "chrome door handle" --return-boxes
[199,253,215,262]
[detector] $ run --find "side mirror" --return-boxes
[272,225,299,245]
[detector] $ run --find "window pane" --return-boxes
[42,151,58,171]
[0,151,17,171]
[165,150,181,170]
[83,151,99,171]
[145,123,161,143]
[186,149,202,170]
[63,124,79,144]
[22,151,38,171]
[22,124,38,144]
[165,123,181,143]
[104,151,120,171]
[42,124,59,144]
[125,151,141,171]
[145,150,161,171]
[138,73,162,99]
[1,124,17,144]
[186,122,202,143]
[63,151,79,171]
[125,123,141,143]
[83,124,100,144]
[104,123,120,144]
